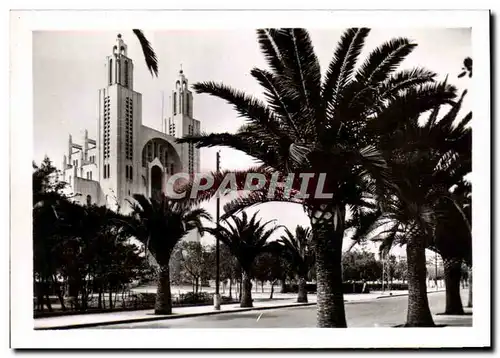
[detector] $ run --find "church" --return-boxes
[61,34,201,241]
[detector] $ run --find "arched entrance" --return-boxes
[142,138,182,174]
[151,165,163,200]
[141,137,182,198]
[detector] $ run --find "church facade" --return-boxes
[61,34,201,241]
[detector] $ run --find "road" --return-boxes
[93,290,471,328]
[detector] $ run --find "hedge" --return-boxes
[283,282,409,294]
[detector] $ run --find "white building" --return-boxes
[61,34,201,241]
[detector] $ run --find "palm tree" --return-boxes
[277,225,314,303]
[178,28,455,327]
[349,90,471,326]
[204,211,280,308]
[432,179,471,314]
[125,194,211,314]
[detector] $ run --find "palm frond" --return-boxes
[132,29,158,77]
[256,29,286,75]
[355,37,417,86]
[192,81,284,136]
[322,28,371,121]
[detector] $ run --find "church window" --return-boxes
[117,58,121,84]
[147,144,152,162]
[129,166,133,181]
[124,60,129,87]
[109,59,113,85]
[186,94,190,116]
[89,172,92,180]
[108,164,111,178]
[125,165,129,180]
[104,164,110,179]
[173,93,177,115]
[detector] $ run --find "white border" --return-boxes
[10,9,491,349]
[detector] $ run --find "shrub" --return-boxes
[178,292,212,305]
[366,283,408,291]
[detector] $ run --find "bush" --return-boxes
[178,292,212,305]
[366,283,408,291]
[283,283,317,293]
[284,282,408,294]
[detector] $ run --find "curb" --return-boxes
[376,289,445,299]
[35,302,317,330]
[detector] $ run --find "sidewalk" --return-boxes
[34,295,316,330]
[34,289,449,330]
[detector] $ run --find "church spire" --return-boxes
[106,33,133,89]
[171,66,191,118]
[113,33,128,56]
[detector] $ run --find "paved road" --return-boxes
[93,290,471,328]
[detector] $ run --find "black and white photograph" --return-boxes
[9,8,491,349]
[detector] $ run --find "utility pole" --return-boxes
[214,151,221,310]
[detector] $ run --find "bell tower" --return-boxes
[98,33,142,211]
[168,67,200,176]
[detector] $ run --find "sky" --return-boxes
[33,28,471,253]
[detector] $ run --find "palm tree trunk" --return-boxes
[240,270,253,308]
[154,264,172,315]
[229,278,232,299]
[309,204,347,328]
[297,275,308,303]
[443,257,464,315]
[405,237,435,327]
[314,231,346,327]
[467,266,472,307]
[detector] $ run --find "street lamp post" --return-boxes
[214,151,221,310]
[434,251,438,291]
[381,252,385,293]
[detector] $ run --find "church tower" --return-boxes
[98,34,142,211]
[168,68,201,176]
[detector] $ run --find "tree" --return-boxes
[253,251,284,298]
[349,87,470,326]
[431,179,471,314]
[204,211,280,307]
[33,158,67,311]
[276,225,314,302]
[178,241,213,293]
[457,56,473,309]
[178,28,454,327]
[125,194,211,314]
[342,250,383,283]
